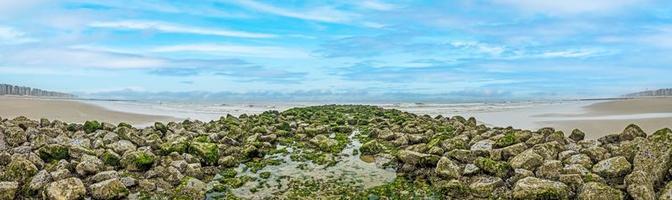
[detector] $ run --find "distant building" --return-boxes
[0,84,75,98]
[624,88,672,97]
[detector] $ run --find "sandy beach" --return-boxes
[0,96,177,126]
[537,97,672,139]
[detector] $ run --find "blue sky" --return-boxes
[1,0,672,101]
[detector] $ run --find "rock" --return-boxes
[632,128,672,187]
[28,170,52,191]
[435,157,461,179]
[189,142,219,165]
[581,146,610,163]
[558,174,583,190]
[474,157,512,178]
[591,156,631,178]
[660,181,672,200]
[90,178,129,200]
[625,170,655,200]
[4,126,26,147]
[501,143,528,159]
[577,182,624,200]
[510,150,543,170]
[89,171,120,183]
[75,154,104,176]
[563,164,591,176]
[435,179,471,197]
[175,177,207,199]
[563,154,593,169]
[360,140,385,155]
[470,139,494,155]
[110,140,136,154]
[447,149,476,163]
[218,156,237,167]
[185,163,204,179]
[620,124,646,141]
[46,177,86,200]
[309,135,339,152]
[570,129,585,141]
[101,149,121,167]
[38,144,70,162]
[463,164,479,175]
[120,177,137,188]
[0,182,18,200]
[50,169,72,181]
[120,151,156,171]
[512,177,569,200]
[509,168,534,184]
[469,176,504,197]
[2,157,37,183]
[535,160,562,180]
[397,150,436,166]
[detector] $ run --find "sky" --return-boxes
[1,0,672,101]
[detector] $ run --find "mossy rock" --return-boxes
[101,149,121,167]
[189,142,219,166]
[121,151,156,171]
[38,144,70,162]
[154,122,168,134]
[83,120,102,133]
[513,177,569,200]
[360,140,385,155]
[474,157,512,178]
[2,157,38,183]
[495,132,517,148]
[159,137,190,155]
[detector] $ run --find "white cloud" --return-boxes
[358,0,398,11]
[3,48,167,69]
[151,44,312,58]
[89,20,276,38]
[494,0,645,15]
[232,0,356,23]
[0,26,38,45]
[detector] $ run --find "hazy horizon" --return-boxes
[2,1,672,101]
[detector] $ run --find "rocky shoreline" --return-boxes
[0,105,671,199]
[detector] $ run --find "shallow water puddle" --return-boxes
[229,131,397,199]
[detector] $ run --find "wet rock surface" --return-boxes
[0,105,671,199]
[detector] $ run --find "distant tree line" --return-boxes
[0,84,75,98]
[624,88,672,97]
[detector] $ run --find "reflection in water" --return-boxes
[229,131,397,199]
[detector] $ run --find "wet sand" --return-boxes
[538,98,672,139]
[0,96,177,126]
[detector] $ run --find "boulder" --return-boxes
[469,176,504,198]
[563,154,593,169]
[175,177,207,199]
[75,154,104,176]
[620,124,646,141]
[577,182,624,200]
[660,181,672,200]
[37,144,70,162]
[535,160,562,180]
[512,177,569,200]
[90,178,129,199]
[2,157,37,183]
[28,170,52,191]
[475,157,512,178]
[46,177,86,200]
[625,170,656,200]
[0,182,18,200]
[397,150,436,166]
[570,129,585,141]
[435,157,461,179]
[360,140,385,155]
[632,128,672,187]
[591,156,631,178]
[189,142,219,165]
[4,126,26,147]
[510,150,543,170]
[120,151,156,171]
